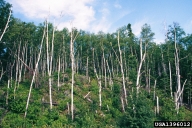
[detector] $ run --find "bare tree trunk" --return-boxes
[156,96,159,115]
[70,28,75,121]
[46,20,55,110]
[93,48,102,109]
[0,9,11,41]
[23,43,28,81]
[117,31,127,105]
[153,79,157,100]
[148,69,151,94]
[6,80,10,105]
[70,25,78,121]
[169,61,173,99]
[174,28,187,114]
[106,59,113,89]
[24,25,45,118]
[103,51,107,88]
[136,39,146,95]
[57,56,61,90]
[18,43,26,84]
[120,96,125,112]
[0,61,6,81]
[86,56,89,79]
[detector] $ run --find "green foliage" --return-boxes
[1,113,27,128]
[119,92,155,128]
[0,1,192,126]
[158,97,186,121]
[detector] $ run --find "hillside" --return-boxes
[0,74,192,127]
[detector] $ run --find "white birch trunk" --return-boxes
[92,48,102,109]
[6,80,10,105]
[148,69,151,94]
[70,25,78,120]
[24,25,45,118]
[117,31,127,105]
[156,96,159,115]
[153,79,157,100]
[169,61,173,99]
[57,56,61,90]
[136,39,146,95]
[86,56,89,79]
[0,9,11,41]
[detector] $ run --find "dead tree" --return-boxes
[117,31,127,106]
[70,24,78,121]
[0,9,11,42]
[92,48,102,110]
[174,28,187,114]
[24,23,45,118]
[136,39,146,95]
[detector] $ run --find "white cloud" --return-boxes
[154,39,164,44]
[132,19,148,36]
[114,3,121,9]
[91,8,111,33]
[7,0,95,31]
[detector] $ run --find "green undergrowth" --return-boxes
[0,75,191,127]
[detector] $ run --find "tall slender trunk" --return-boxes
[106,59,113,89]
[46,20,55,110]
[24,25,45,118]
[174,28,187,114]
[103,51,107,88]
[93,48,102,109]
[70,26,78,121]
[86,56,89,79]
[136,39,146,95]
[156,96,159,115]
[117,31,127,105]
[57,56,61,90]
[169,61,173,99]
[6,80,10,105]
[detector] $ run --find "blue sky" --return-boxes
[6,0,192,43]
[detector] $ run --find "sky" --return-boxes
[6,0,192,44]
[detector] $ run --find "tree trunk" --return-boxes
[169,61,173,99]
[93,48,102,110]
[57,56,61,90]
[117,31,127,105]
[24,25,45,118]
[70,25,78,121]
[156,96,159,115]
[136,39,146,95]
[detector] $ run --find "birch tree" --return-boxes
[136,39,146,94]
[24,24,45,118]
[117,31,127,105]
[70,25,78,121]
[46,20,55,110]
[92,48,102,110]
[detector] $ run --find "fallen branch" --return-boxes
[84,91,91,99]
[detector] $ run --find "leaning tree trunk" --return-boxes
[0,9,11,42]
[24,24,45,118]
[117,31,127,105]
[136,39,146,95]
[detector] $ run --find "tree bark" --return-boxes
[117,31,127,105]
[136,39,146,95]
[57,56,61,90]
[169,61,173,99]
[24,24,45,118]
